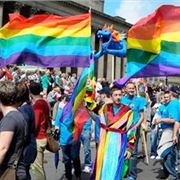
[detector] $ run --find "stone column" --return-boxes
[92,33,95,51]
[120,57,123,78]
[92,32,98,77]
[77,67,83,77]
[0,2,3,27]
[106,54,113,82]
[123,57,127,76]
[66,67,71,74]
[96,40,104,78]
[97,56,103,79]
[115,57,121,79]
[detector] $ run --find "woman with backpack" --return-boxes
[0,81,26,180]
[15,81,37,180]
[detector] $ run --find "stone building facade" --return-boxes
[72,0,104,12]
[0,1,132,82]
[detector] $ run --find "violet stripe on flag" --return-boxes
[0,13,91,67]
[116,5,180,87]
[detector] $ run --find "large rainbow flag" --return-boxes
[0,13,91,67]
[116,5,180,86]
[60,58,94,142]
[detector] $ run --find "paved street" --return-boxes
[31,137,180,180]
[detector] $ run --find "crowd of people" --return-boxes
[0,65,179,180]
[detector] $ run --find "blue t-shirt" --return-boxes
[121,95,147,124]
[113,105,122,115]
[169,98,180,122]
[157,100,178,129]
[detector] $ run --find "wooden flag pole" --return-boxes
[141,129,149,165]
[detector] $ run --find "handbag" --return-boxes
[0,168,16,180]
[46,119,60,153]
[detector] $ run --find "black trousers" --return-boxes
[61,142,81,180]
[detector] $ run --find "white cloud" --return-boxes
[115,0,180,24]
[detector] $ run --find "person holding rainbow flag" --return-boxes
[85,84,135,180]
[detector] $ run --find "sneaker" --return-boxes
[156,171,169,179]
[150,155,156,159]
[71,168,75,175]
[137,154,145,159]
[156,156,161,160]
[175,166,178,171]
[59,174,69,180]
[128,177,135,180]
[82,166,91,173]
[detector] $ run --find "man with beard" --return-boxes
[85,85,135,180]
[121,82,147,180]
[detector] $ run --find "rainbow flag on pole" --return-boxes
[60,58,94,142]
[0,13,91,67]
[116,5,180,86]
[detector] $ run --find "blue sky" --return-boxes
[104,0,180,24]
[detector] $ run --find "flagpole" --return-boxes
[112,55,114,82]
[89,6,92,13]
[88,6,92,80]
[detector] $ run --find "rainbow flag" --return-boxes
[60,58,94,142]
[0,13,91,67]
[89,104,134,180]
[116,5,180,86]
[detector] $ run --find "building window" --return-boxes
[71,67,77,74]
[103,54,107,79]
[114,56,116,79]
[120,57,124,78]
[60,67,66,73]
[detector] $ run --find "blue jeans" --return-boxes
[150,125,159,156]
[61,142,81,180]
[81,129,92,167]
[95,119,100,144]
[163,146,177,180]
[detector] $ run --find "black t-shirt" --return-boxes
[0,111,25,167]
[19,104,35,142]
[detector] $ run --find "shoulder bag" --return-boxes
[46,118,60,153]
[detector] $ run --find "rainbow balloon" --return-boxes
[0,13,91,67]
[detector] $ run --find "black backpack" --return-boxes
[23,134,37,165]
[19,104,37,165]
